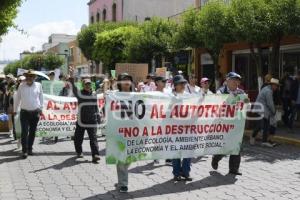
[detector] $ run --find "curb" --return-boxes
[244,130,300,147]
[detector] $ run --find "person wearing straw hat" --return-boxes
[14,69,43,159]
[251,78,280,147]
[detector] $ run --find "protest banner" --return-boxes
[115,63,148,83]
[105,92,249,164]
[15,94,105,138]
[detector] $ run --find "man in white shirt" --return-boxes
[186,75,201,94]
[14,70,43,159]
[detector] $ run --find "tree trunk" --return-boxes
[250,43,263,91]
[212,55,221,91]
[270,36,281,75]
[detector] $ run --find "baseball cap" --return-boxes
[226,72,242,80]
[200,77,210,83]
[173,75,187,85]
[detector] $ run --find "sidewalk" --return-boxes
[245,123,300,147]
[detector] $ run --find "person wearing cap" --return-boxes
[200,77,213,96]
[142,74,156,92]
[211,72,245,175]
[186,75,201,94]
[114,73,134,193]
[171,75,193,181]
[251,78,280,147]
[14,70,43,159]
[69,72,100,163]
[289,70,300,129]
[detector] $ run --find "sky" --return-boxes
[0,0,89,61]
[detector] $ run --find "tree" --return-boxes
[230,0,271,88]
[3,53,64,74]
[195,0,234,88]
[126,18,177,66]
[77,22,137,67]
[0,0,23,37]
[267,0,300,74]
[173,8,202,49]
[94,26,141,72]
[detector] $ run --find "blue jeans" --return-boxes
[172,158,191,177]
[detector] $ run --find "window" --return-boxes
[96,12,100,22]
[102,9,107,21]
[90,15,94,24]
[112,3,117,22]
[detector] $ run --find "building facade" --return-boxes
[46,43,70,75]
[42,34,77,52]
[68,40,90,77]
[88,0,195,23]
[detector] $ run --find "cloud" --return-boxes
[0,20,79,60]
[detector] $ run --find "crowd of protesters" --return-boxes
[0,68,300,193]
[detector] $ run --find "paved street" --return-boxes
[0,135,300,200]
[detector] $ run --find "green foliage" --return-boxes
[0,0,23,37]
[4,60,22,76]
[267,0,300,40]
[77,22,137,63]
[3,53,64,75]
[126,18,177,63]
[230,0,270,44]
[94,26,141,71]
[173,8,202,49]
[196,0,233,62]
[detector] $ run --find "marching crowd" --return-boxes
[0,68,299,193]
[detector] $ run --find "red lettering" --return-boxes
[150,104,159,119]
[143,127,148,136]
[159,105,166,118]
[170,105,179,118]
[63,103,70,110]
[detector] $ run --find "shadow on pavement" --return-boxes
[0,149,105,165]
[0,148,21,165]
[83,171,237,200]
[242,143,300,164]
[128,157,207,176]
[31,156,90,173]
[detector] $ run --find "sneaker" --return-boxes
[22,153,28,159]
[261,142,274,148]
[182,176,193,181]
[77,153,84,158]
[211,158,218,170]
[250,136,256,145]
[92,155,100,163]
[173,176,181,181]
[119,186,128,193]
